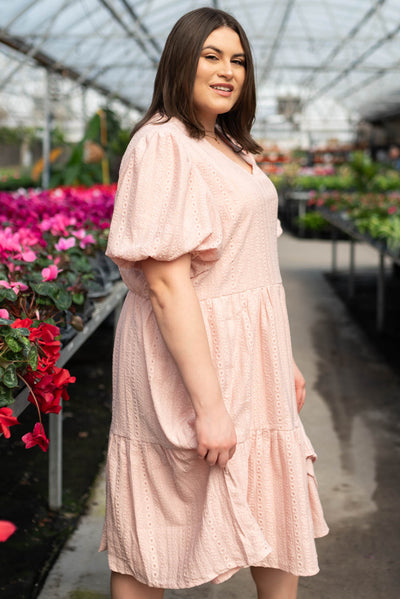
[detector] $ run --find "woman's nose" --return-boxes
[218,59,233,78]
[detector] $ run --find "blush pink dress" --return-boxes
[100,117,328,588]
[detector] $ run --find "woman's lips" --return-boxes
[210,84,234,96]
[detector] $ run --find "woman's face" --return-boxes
[193,26,246,128]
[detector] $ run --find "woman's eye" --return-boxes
[233,59,245,66]
[205,54,218,60]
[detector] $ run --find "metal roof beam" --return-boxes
[97,0,158,67]
[301,0,386,88]
[0,31,145,112]
[0,0,74,90]
[258,0,296,85]
[305,20,400,105]
[0,0,41,31]
[336,60,400,102]
[119,0,162,55]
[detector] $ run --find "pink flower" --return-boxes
[0,521,16,542]
[0,309,9,318]
[12,281,29,293]
[21,422,49,452]
[0,281,28,295]
[79,234,95,249]
[55,237,76,251]
[20,250,37,262]
[388,206,397,215]
[41,264,62,281]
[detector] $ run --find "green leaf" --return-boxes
[8,327,30,338]
[31,281,56,297]
[36,297,53,306]
[5,335,23,353]
[0,384,14,407]
[72,292,85,306]
[28,346,38,371]
[0,317,11,325]
[53,288,72,311]
[31,281,72,310]
[0,288,18,302]
[20,336,31,348]
[3,364,18,388]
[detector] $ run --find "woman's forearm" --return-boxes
[141,255,236,467]
[142,255,223,415]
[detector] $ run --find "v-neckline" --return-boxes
[203,137,255,175]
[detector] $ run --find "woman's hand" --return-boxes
[195,404,237,468]
[293,359,306,413]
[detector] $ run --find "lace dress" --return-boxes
[99,117,328,588]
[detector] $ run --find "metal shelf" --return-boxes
[319,208,400,332]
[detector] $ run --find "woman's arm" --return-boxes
[141,254,236,468]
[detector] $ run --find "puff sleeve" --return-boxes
[106,129,223,268]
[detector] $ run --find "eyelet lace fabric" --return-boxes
[99,117,328,588]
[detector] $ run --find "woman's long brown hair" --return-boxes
[131,7,263,154]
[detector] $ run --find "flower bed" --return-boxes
[0,184,116,450]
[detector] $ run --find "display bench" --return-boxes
[280,190,311,235]
[10,281,127,509]
[319,208,400,333]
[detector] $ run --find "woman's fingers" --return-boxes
[205,448,219,466]
[198,445,236,468]
[293,359,306,413]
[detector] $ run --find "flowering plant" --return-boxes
[0,315,75,451]
[0,184,116,449]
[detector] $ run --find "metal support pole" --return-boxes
[377,252,385,332]
[42,69,51,189]
[332,228,338,273]
[48,402,63,510]
[298,200,306,237]
[348,239,356,298]
[81,86,88,135]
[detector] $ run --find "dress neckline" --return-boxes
[167,116,255,176]
[202,136,255,176]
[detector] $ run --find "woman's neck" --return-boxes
[197,113,217,136]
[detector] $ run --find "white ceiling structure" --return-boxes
[0,0,400,145]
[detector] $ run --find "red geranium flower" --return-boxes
[21,422,49,452]
[0,407,20,438]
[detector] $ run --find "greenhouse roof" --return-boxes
[0,0,400,132]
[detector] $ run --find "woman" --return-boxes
[100,7,328,599]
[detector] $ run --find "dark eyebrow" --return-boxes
[202,45,245,58]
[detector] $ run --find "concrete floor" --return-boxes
[39,235,400,599]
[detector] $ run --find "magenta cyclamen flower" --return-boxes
[73,229,96,249]
[55,237,76,251]
[0,280,29,295]
[19,250,37,262]
[41,264,62,281]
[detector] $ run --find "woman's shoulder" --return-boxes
[131,115,190,148]
[120,116,194,174]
